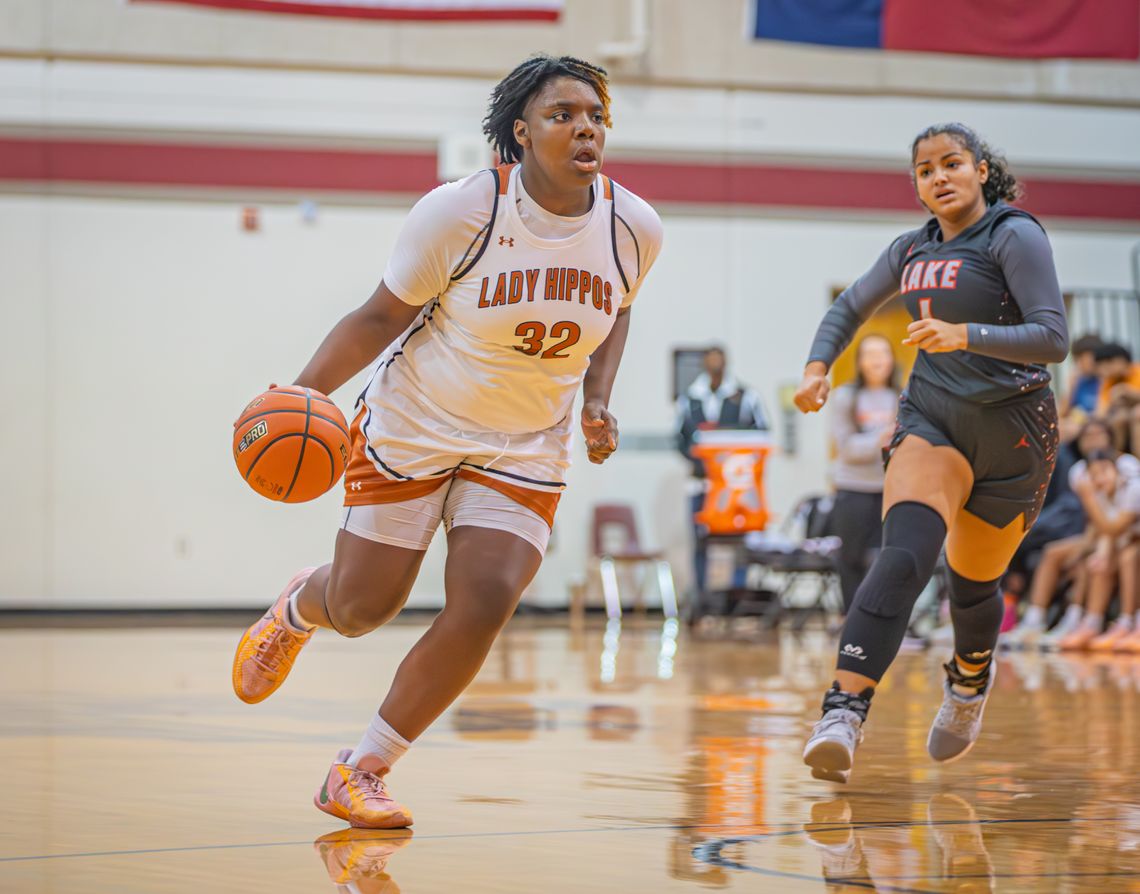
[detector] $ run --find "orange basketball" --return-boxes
[233,386,350,503]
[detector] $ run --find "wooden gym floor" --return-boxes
[3,616,1140,893]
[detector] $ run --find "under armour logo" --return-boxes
[842,644,866,660]
[1014,435,1030,449]
[350,481,362,491]
[498,235,514,247]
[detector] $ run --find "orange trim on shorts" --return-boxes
[456,468,560,529]
[495,163,517,196]
[342,405,452,506]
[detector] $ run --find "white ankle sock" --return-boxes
[286,587,317,632]
[1059,604,1083,628]
[1083,613,1104,632]
[348,712,410,771]
[1021,605,1045,628]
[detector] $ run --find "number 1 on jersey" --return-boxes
[918,297,933,320]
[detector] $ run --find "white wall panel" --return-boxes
[2,193,1136,608]
[3,60,1139,175]
[0,196,51,602]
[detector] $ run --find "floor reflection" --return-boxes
[313,828,412,893]
[5,619,1140,892]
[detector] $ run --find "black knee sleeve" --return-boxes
[836,502,946,681]
[947,569,1003,663]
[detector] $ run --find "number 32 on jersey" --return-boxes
[514,321,582,359]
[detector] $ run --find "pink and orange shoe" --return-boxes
[313,826,413,892]
[1058,625,1099,652]
[315,749,414,829]
[231,567,316,704]
[1090,621,1133,652]
[1115,628,1140,654]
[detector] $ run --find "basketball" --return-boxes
[232,386,350,503]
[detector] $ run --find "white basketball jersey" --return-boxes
[371,164,649,435]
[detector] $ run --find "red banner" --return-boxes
[883,0,1140,60]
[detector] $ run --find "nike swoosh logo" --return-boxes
[320,780,330,805]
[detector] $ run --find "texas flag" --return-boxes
[131,0,562,21]
[751,0,1140,60]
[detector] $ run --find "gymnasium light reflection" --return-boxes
[600,617,621,683]
[658,617,679,679]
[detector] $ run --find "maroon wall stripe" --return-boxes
[0,138,441,193]
[604,160,919,212]
[1,136,1137,221]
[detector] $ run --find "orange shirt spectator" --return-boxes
[1094,343,1140,415]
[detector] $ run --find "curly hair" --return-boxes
[910,122,1022,206]
[482,54,611,164]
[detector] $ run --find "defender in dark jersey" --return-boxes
[795,123,1068,783]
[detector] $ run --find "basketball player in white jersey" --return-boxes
[231,55,662,830]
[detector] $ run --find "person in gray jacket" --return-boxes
[828,334,900,614]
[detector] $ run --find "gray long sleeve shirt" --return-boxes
[830,384,899,492]
[808,203,1069,404]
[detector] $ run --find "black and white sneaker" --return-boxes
[803,685,872,783]
[927,659,996,763]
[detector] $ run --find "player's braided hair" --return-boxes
[482,54,611,164]
[910,123,1022,206]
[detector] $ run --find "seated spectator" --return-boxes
[1058,333,1102,441]
[827,334,900,615]
[1094,342,1140,451]
[1006,527,1091,650]
[1058,450,1140,650]
[1007,421,1140,647]
[1002,418,1134,645]
[1069,417,1140,486]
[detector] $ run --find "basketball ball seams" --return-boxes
[244,432,305,481]
[305,433,337,489]
[272,386,339,413]
[233,386,349,503]
[235,408,350,441]
[282,390,314,501]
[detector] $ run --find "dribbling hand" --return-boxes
[794,363,830,414]
[581,399,618,464]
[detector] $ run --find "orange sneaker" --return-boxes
[315,749,414,829]
[231,567,316,704]
[313,826,412,892]
[1090,621,1133,652]
[1116,628,1140,654]
[1058,625,1099,652]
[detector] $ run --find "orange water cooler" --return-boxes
[691,430,773,534]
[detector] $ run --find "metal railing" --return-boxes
[1067,288,1140,356]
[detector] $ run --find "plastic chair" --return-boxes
[736,494,841,628]
[575,503,678,622]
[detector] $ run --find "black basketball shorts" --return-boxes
[885,380,1059,530]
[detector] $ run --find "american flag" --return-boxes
[131,0,562,22]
